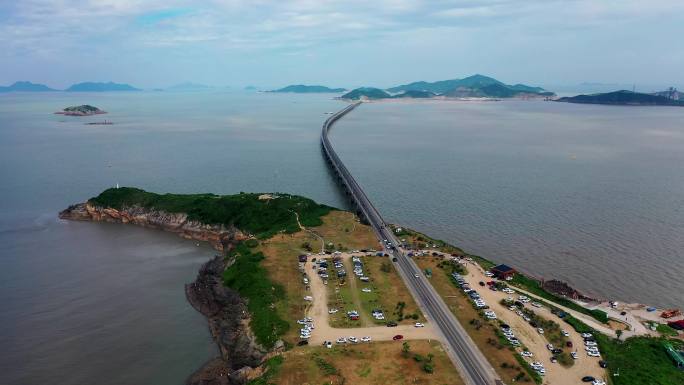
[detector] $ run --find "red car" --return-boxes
[393,335,404,341]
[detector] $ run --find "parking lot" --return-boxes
[458,259,607,385]
[299,252,438,346]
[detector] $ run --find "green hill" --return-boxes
[556,90,684,106]
[340,87,391,100]
[388,74,552,98]
[391,90,437,98]
[88,187,334,239]
[271,84,346,93]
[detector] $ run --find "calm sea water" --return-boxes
[333,100,684,308]
[1,92,683,384]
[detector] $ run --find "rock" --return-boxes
[59,202,248,251]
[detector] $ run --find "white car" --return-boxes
[531,302,542,308]
[304,296,313,301]
[361,336,372,343]
[348,336,359,343]
[414,274,420,278]
[585,341,598,346]
[571,352,578,359]
[324,341,332,348]
[561,330,570,337]
[546,344,554,351]
[581,332,593,338]
[415,322,425,328]
[520,351,533,358]
[537,328,544,334]
[484,271,494,277]
[299,334,311,339]
[592,380,606,385]
[336,337,347,344]
[361,287,371,293]
[328,308,338,314]
[585,346,599,352]
[588,351,601,357]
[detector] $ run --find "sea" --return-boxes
[1,90,683,384]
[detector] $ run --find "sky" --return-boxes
[0,0,682,90]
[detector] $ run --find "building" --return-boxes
[491,264,516,280]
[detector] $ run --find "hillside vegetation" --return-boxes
[89,187,334,238]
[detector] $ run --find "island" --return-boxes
[0,81,56,92]
[556,90,684,106]
[269,84,346,93]
[59,187,684,385]
[340,75,554,101]
[66,81,141,92]
[54,105,107,116]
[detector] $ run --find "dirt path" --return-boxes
[304,256,438,345]
[463,261,607,385]
[292,211,325,253]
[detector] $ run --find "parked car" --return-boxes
[297,340,309,346]
[414,322,425,328]
[393,335,404,340]
[582,376,595,382]
[598,360,608,368]
[387,321,398,327]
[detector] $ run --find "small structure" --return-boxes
[491,264,516,280]
[664,343,684,369]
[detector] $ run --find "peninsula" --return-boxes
[59,184,684,385]
[269,84,347,93]
[556,90,684,106]
[55,105,107,116]
[340,75,554,101]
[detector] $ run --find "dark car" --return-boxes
[500,323,510,330]
[582,376,595,382]
[393,335,404,340]
[552,348,563,355]
[297,340,309,346]
[566,341,573,348]
[387,321,398,327]
[479,281,485,286]
[392,257,398,262]
[599,360,608,368]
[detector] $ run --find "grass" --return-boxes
[223,242,289,348]
[510,273,609,324]
[564,315,684,385]
[390,225,464,255]
[89,187,333,239]
[269,340,463,385]
[247,355,284,385]
[656,323,679,337]
[415,257,537,384]
[312,210,379,251]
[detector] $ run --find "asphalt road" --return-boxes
[321,102,501,385]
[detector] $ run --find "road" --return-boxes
[321,103,501,385]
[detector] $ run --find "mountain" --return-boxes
[340,87,391,100]
[391,90,437,99]
[270,84,346,93]
[166,82,211,91]
[556,90,684,106]
[387,74,552,98]
[66,82,141,92]
[0,81,56,92]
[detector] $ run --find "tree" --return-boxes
[616,329,623,340]
[427,353,434,363]
[402,342,411,357]
[301,241,312,252]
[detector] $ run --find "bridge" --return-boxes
[321,103,501,385]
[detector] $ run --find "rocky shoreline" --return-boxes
[59,202,270,385]
[185,255,268,385]
[58,202,248,251]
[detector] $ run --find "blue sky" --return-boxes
[0,0,682,89]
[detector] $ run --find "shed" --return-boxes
[491,264,516,280]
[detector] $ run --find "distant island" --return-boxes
[340,75,553,101]
[0,81,56,92]
[55,105,107,116]
[66,82,140,92]
[269,84,347,93]
[556,90,684,106]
